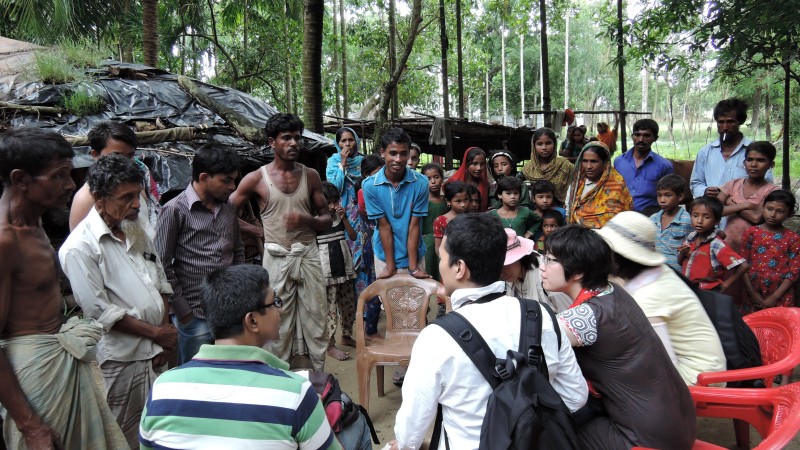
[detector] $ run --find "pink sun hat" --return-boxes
[504,228,537,266]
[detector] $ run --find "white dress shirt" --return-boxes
[59,207,172,365]
[393,281,588,450]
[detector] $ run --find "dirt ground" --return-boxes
[324,305,800,449]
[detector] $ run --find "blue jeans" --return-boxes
[172,316,214,365]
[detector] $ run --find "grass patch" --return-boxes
[62,90,106,116]
[33,51,85,84]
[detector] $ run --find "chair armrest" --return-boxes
[696,357,798,387]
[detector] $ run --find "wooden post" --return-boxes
[616,0,627,152]
[439,0,453,169]
[538,0,551,128]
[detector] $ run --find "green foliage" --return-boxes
[62,89,106,116]
[33,50,85,84]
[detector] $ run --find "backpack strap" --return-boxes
[434,311,501,389]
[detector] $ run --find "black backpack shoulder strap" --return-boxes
[434,312,501,389]
[542,301,562,349]
[517,297,549,377]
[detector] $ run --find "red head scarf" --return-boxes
[445,146,489,211]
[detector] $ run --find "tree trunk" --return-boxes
[667,81,676,145]
[374,0,423,144]
[339,0,349,117]
[616,0,626,152]
[122,0,133,62]
[455,0,464,118]
[781,63,790,189]
[332,0,341,116]
[388,0,398,119]
[520,34,524,120]
[751,86,762,138]
[284,0,293,113]
[563,10,569,109]
[501,25,507,125]
[142,0,159,67]
[302,0,325,133]
[439,0,449,119]
[765,86,772,141]
[538,0,551,126]
[641,66,648,112]
[485,69,490,121]
[652,70,659,119]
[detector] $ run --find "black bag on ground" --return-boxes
[674,271,763,387]
[432,297,577,450]
[308,371,380,444]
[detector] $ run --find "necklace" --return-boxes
[499,211,520,229]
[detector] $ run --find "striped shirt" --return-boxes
[155,184,245,319]
[139,345,340,450]
[650,206,694,271]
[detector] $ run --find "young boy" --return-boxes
[531,180,565,240]
[679,196,750,292]
[421,163,446,282]
[537,209,564,252]
[318,182,357,361]
[650,174,694,271]
[362,127,430,279]
[467,184,481,213]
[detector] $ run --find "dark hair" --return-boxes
[0,128,74,186]
[763,190,797,214]
[357,154,384,191]
[380,127,412,150]
[597,122,610,132]
[541,209,565,226]
[86,153,144,199]
[88,122,137,153]
[444,180,469,201]
[265,113,304,139]
[466,184,480,198]
[745,141,777,161]
[612,253,648,281]
[689,196,723,222]
[496,176,522,196]
[203,265,271,340]
[533,127,558,144]
[582,143,610,163]
[192,144,240,182]
[632,119,659,138]
[421,162,444,178]
[463,147,486,167]
[443,213,506,286]
[335,127,358,146]
[489,151,517,177]
[517,253,538,271]
[656,174,686,196]
[544,225,611,290]
[713,98,748,123]
[531,180,556,196]
[321,181,340,202]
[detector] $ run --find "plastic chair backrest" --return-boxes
[744,307,800,367]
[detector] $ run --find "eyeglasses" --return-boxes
[255,296,283,312]
[542,255,560,268]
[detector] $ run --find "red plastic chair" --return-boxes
[688,383,800,449]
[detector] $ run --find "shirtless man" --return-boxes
[231,113,332,370]
[0,128,126,449]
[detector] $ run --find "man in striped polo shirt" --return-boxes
[139,264,341,449]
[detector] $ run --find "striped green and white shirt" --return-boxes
[139,344,340,449]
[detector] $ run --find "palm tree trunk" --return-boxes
[303,0,325,132]
[142,0,159,67]
[284,0,294,113]
[339,0,349,118]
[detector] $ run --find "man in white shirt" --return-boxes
[60,154,177,448]
[389,214,587,449]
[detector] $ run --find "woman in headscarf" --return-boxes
[521,127,574,205]
[564,141,632,229]
[443,146,489,211]
[326,127,367,347]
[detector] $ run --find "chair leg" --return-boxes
[733,418,750,450]
[377,365,385,397]
[357,357,372,414]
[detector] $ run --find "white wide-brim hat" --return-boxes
[595,211,665,267]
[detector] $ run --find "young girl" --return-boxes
[522,127,574,205]
[433,181,470,256]
[467,185,481,213]
[718,141,779,253]
[408,143,422,170]
[489,150,531,210]
[489,176,541,239]
[537,209,564,252]
[318,182,358,360]
[444,147,489,211]
[740,190,800,314]
[559,125,587,162]
[422,163,447,281]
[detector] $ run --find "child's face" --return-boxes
[763,200,790,228]
[327,199,339,213]
[469,193,481,212]
[572,129,585,143]
[492,156,513,177]
[449,192,471,214]
[424,168,443,195]
[542,218,560,236]
[499,189,520,209]
[744,150,773,180]
[468,154,487,180]
[690,204,719,234]
[408,148,421,169]
[534,135,555,160]
[657,189,683,211]
[534,192,554,211]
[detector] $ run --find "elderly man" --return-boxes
[1,128,127,449]
[60,154,177,448]
[139,265,342,449]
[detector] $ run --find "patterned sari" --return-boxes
[521,150,574,204]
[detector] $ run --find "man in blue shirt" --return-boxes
[613,119,674,215]
[689,98,772,199]
[363,127,430,279]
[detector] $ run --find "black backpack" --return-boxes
[674,271,763,387]
[432,297,578,450]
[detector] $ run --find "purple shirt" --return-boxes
[614,149,674,212]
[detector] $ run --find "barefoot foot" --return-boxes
[326,345,350,361]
